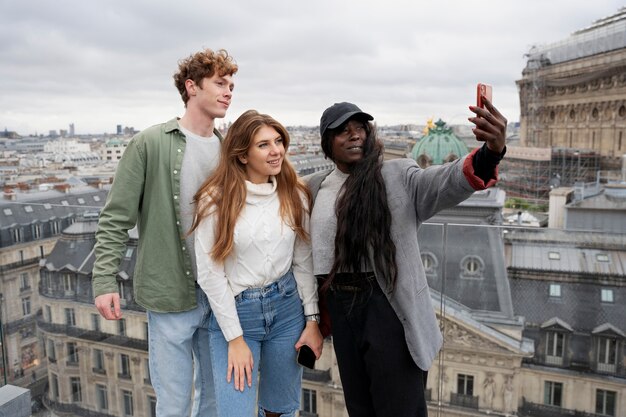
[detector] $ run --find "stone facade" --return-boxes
[517,24,626,169]
[0,187,107,395]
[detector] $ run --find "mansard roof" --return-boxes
[506,229,626,275]
[44,233,96,274]
[0,186,108,229]
[509,273,626,334]
[421,223,513,317]
[44,221,137,278]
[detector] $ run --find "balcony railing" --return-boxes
[546,355,564,366]
[37,314,148,351]
[450,393,479,409]
[92,367,106,375]
[117,372,132,380]
[597,363,616,373]
[519,400,608,417]
[0,257,41,273]
[43,394,114,417]
[19,285,32,293]
[303,368,331,383]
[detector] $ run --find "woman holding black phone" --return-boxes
[192,110,323,417]
[307,98,507,416]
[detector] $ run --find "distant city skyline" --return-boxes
[1,1,624,135]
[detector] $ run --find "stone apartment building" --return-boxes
[39,220,155,416]
[0,186,107,400]
[31,176,626,417]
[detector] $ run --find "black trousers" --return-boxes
[325,274,428,417]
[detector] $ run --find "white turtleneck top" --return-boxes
[195,177,318,341]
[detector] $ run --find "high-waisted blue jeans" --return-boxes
[209,271,305,417]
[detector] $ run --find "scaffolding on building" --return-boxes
[499,147,551,204]
[519,50,546,148]
[519,7,626,150]
[498,147,600,204]
[551,148,600,186]
[526,7,626,65]
[510,7,623,204]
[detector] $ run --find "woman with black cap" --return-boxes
[307,99,507,416]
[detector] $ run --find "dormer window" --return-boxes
[548,251,560,260]
[597,337,619,373]
[12,227,23,243]
[460,255,485,279]
[601,289,614,303]
[596,253,609,262]
[592,324,624,375]
[549,284,561,298]
[421,252,438,275]
[32,224,41,239]
[63,273,76,296]
[545,332,564,365]
[541,317,573,367]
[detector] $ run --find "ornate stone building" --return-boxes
[39,219,155,417]
[517,7,626,170]
[0,186,106,397]
[506,228,626,417]
[31,175,626,417]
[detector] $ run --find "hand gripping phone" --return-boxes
[477,83,493,108]
[297,345,316,369]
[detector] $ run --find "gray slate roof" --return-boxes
[506,229,626,275]
[1,186,108,227]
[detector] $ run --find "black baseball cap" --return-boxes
[319,102,373,137]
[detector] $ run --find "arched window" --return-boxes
[460,255,485,279]
[421,252,438,275]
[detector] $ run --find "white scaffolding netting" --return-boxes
[527,7,626,65]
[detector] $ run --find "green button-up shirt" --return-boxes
[92,118,222,312]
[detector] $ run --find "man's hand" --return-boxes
[95,293,122,320]
[469,96,507,154]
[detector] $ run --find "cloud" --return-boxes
[0,0,623,134]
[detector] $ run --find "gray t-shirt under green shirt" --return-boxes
[179,126,220,281]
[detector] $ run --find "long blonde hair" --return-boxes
[190,110,311,262]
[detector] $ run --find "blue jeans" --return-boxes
[148,287,216,417]
[209,271,305,417]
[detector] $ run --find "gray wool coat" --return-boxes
[306,150,492,370]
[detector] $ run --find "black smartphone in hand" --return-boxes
[297,345,316,369]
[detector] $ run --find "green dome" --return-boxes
[410,119,469,168]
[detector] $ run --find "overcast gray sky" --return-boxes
[1,0,623,135]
